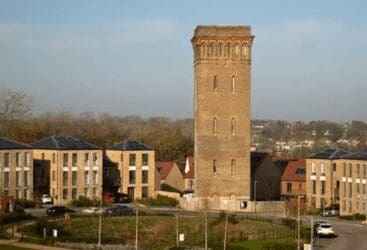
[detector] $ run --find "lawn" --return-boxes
[22,214,292,248]
[0,245,34,250]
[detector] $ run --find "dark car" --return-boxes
[46,206,76,216]
[103,205,133,216]
[114,193,131,203]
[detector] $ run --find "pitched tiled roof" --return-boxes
[183,156,194,179]
[281,159,306,182]
[251,152,268,172]
[274,158,298,175]
[341,151,367,160]
[155,161,175,180]
[31,136,100,150]
[0,137,30,150]
[308,148,350,160]
[107,140,153,151]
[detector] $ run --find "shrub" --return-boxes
[15,199,35,209]
[281,218,296,228]
[339,213,366,221]
[0,213,34,225]
[138,195,178,207]
[69,196,103,207]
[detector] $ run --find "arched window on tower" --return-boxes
[213,159,217,175]
[213,117,217,135]
[235,44,240,57]
[231,118,235,135]
[213,76,217,92]
[209,44,214,57]
[227,43,231,57]
[231,159,235,177]
[231,76,235,92]
[218,43,222,57]
[242,45,247,58]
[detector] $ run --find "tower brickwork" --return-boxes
[192,25,254,199]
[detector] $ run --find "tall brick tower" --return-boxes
[192,26,254,201]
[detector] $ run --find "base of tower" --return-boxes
[180,196,285,213]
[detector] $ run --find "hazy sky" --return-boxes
[1,0,366,122]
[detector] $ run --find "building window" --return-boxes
[93,187,97,198]
[72,188,77,200]
[226,43,231,57]
[213,118,217,135]
[357,164,360,178]
[3,172,9,188]
[142,170,148,184]
[93,153,98,166]
[320,163,325,175]
[72,171,77,186]
[84,188,89,197]
[142,153,148,166]
[24,171,29,186]
[364,164,367,179]
[52,153,56,163]
[63,153,68,167]
[24,152,30,166]
[84,153,90,166]
[311,162,316,174]
[24,189,29,200]
[16,189,21,199]
[120,153,123,162]
[342,200,346,212]
[209,44,214,57]
[348,201,352,213]
[343,163,346,177]
[142,187,148,198]
[231,118,235,135]
[129,170,136,184]
[231,76,235,92]
[213,76,217,92]
[343,182,346,197]
[93,170,98,185]
[357,183,360,195]
[3,153,9,168]
[41,153,45,160]
[349,182,352,198]
[63,189,68,200]
[52,170,55,182]
[63,171,68,186]
[311,180,316,194]
[356,202,360,212]
[218,43,222,57]
[188,180,194,190]
[363,184,366,195]
[333,163,336,171]
[84,171,90,185]
[16,153,20,166]
[213,160,217,175]
[287,183,292,193]
[349,163,352,177]
[16,171,21,187]
[129,154,136,166]
[72,153,77,167]
[230,159,235,177]
[321,180,325,195]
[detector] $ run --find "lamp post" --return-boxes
[254,180,258,215]
[297,195,305,250]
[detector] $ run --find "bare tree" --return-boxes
[0,86,32,121]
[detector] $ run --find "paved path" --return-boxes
[0,239,71,250]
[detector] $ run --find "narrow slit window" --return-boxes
[231,76,235,92]
[231,118,235,135]
[218,44,222,57]
[231,159,235,177]
[213,76,217,92]
[213,117,217,135]
[213,160,217,175]
[227,43,231,57]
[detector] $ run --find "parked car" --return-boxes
[320,207,339,217]
[46,206,76,216]
[315,222,336,237]
[103,205,133,216]
[103,193,115,203]
[82,207,102,214]
[41,194,53,204]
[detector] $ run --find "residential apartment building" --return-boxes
[335,152,367,215]
[280,159,306,199]
[306,149,350,211]
[105,140,155,200]
[183,156,195,192]
[0,137,33,200]
[31,136,103,205]
[156,161,184,192]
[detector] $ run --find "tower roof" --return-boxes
[193,25,252,37]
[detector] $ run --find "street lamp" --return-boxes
[254,180,258,215]
[297,195,305,250]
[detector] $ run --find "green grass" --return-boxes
[229,236,298,250]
